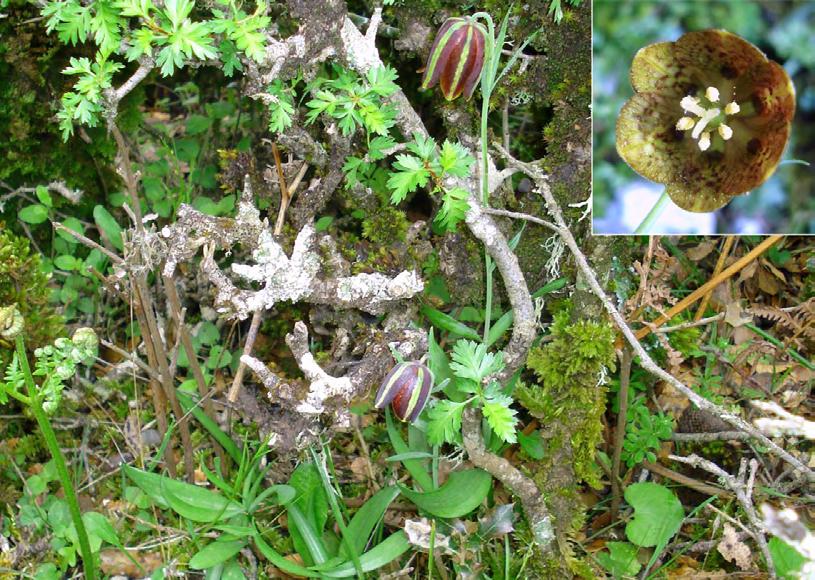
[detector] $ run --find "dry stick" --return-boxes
[101,339,160,381]
[494,146,814,483]
[642,461,732,499]
[111,123,195,481]
[272,143,290,236]
[129,286,176,477]
[670,454,774,577]
[610,347,632,521]
[634,235,782,341]
[163,274,228,468]
[134,277,196,482]
[694,237,735,321]
[654,313,725,333]
[227,309,264,430]
[53,222,124,266]
[672,431,756,442]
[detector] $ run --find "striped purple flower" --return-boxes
[420,17,487,101]
[374,361,433,422]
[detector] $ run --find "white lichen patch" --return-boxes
[295,351,355,415]
[335,271,423,305]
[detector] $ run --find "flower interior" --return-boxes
[675,87,741,152]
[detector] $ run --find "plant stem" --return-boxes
[633,188,670,234]
[15,336,97,580]
[481,41,494,344]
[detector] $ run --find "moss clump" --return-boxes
[361,205,409,245]
[519,309,615,487]
[0,224,63,363]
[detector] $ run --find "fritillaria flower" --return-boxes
[374,361,433,422]
[420,16,487,101]
[616,30,795,212]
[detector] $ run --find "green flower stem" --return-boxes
[15,335,97,580]
[477,13,496,345]
[633,188,670,234]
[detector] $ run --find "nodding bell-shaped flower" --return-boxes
[374,361,433,422]
[420,16,487,101]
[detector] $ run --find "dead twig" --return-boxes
[670,454,773,576]
[611,348,632,520]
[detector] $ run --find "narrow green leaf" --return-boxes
[420,306,481,341]
[319,531,410,578]
[287,504,328,565]
[122,464,244,523]
[189,537,246,569]
[93,205,123,251]
[342,486,400,556]
[253,530,321,577]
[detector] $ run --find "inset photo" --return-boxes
[592,0,815,234]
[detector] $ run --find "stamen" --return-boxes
[725,101,740,115]
[718,124,733,140]
[680,96,706,117]
[676,117,696,131]
[691,108,720,140]
[698,132,711,151]
[705,87,720,102]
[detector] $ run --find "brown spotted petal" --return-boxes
[420,16,487,101]
[616,29,795,213]
[374,361,433,422]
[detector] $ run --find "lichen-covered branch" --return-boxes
[158,176,422,319]
[462,409,555,555]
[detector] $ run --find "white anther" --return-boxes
[698,132,711,151]
[680,96,707,117]
[718,124,733,140]
[725,101,740,115]
[705,86,720,103]
[676,117,696,131]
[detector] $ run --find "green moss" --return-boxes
[0,224,63,363]
[519,310,614,487]
[361,205,409,245]
[516,306,614,574]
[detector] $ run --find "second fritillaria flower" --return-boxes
[420,16,487,101]
[374,361,433,422]
[616,29,795,212]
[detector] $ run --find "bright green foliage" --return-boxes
[388,154,430,204]
[621,398,673,467]
[57,55,124,139]
[427,339,518,445]
[769,537,807,579]
[0,328,98,413]
[42,0,125,55]
[595,541,641,578]
[386,132,475,232]
[210,0,270,64]
[427,399,466,444]
[0,226,63,363]
[520,309,615,487]
[41,0,270,137]
[548,0,583,24]
[306,65,399,136]
[624,482,684,548]
[266,79,296,133]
